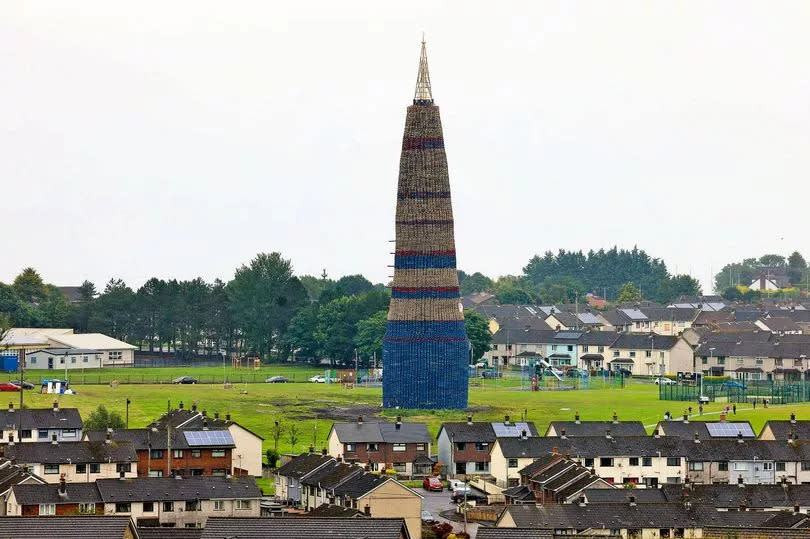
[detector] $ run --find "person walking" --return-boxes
[764,399,768,408]
[733,404,737,415]
[753,398,757,409]
[699,403,703,415]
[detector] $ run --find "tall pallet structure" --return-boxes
[382,39,469,409]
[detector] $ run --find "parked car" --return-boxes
[172,376,198,384]
[0,382,21,392]
[420,510,434,523]
[266,376,290,383]
[309,375,326,383]
[422,476,443,492]
[451,488,487,504]
[481,370,502,379]
[8,380,34,390]
[447,479,470,493]
[654,377,676,385]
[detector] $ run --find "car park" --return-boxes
[172,376,198,384]
[422,476,443,492]
[266,376,290,383]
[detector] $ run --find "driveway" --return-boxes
[421,490,480,537]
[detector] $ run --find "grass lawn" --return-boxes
[255,477,275,495]
[11,377,810,456]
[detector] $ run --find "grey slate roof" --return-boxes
[276,453,334,480]
[0,407,82,430]
[331,421,430,444]
[5,440,137,464]
[0,460,43,495]
[577,331,620,345]
[199,516,410,539]
[12,482,102,505]
[762,420,810,440]
[476,529,553,539]
[301,461,363,490]
[657,420,756,440]
[496,435,685,459]
[86,428,195,450]
[96,476,260,502]
[611,333,679,350]
[308,503,364,517]
[137,528,204,539]
[332,472,390,498]
[546,421,646,437]
[439,421,539,443]
[583,488,667,504]
[0,516,134,538]
[659,483,810,508]
[148,409,264,440]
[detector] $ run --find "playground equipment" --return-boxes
[232,354,261,370]
[40,379,75,395]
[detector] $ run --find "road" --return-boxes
[421,490,480,538]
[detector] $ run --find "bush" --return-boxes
[265,448,280,468]
[83,405,125,431]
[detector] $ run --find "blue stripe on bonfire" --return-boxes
[384,320,467,339]
[394,254,456,269]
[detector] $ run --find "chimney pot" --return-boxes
[521,429,527,440]
[795,504,801,514]
[467,415,473,425]
[694,432,700,443]
[612,412,618,423]
[561,428,567,439]
[358,416,363,424]
[578,495,586,507]
[53,400,58,412]
[574,411,580,424]
[51,433,58,445]
[214,412,219,419]
[308,446,314,453]
[225,413,231,422]
[58,474,66,495]
[321,448,327,455]
[105,431,112,444]
[791,413,797,424]
[683,414,689,423]
[179,401,184,410]
[364,505,371,516]
[605,429,612,439]
[629,495,636,506]
[738,476,744,487]
[202,409,207,417]
[737,432,744,443]
[505,415,510,425]
[203,420,208,431]
[8,402,13,412]
[191,403,197,412]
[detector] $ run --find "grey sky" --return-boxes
[2,1,809,294]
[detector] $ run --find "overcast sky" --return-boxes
[2,1,809,294]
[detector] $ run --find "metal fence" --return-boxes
[659,381,810,404]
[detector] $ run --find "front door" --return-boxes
[47,357,53,369]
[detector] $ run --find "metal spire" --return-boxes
[413,35,433,105]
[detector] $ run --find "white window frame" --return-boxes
[39,504,56,515]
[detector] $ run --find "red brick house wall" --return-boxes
[343,442,429,467]
[136,448,233,476]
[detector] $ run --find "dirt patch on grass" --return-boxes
[305,404,382,421]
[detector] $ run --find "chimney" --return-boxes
[357,416,364,424]
[552,446,559,454]
[739,501,747,511]
[612,411,618,424]
[504,415,511,425]
[685,477,693,491]
[789,429,796,444]
[7,402,13,412]
[308,446,315,453]
[654,427,661,439]
[105,431,112,444]
[179,401,184,410]
[574,411,580,424]
[466,415,473,425]
[51,433,58,445]
[782,476,788,486]
[191,403,197,412]
[119,471,125,480]
[58,474,66,496]
[202,410,207,417]
[395,416,402,430]
[521,429,527,440]
[578,495,587,507]
[760,273,766,291]
[629,495,637,507]
[363,505,371,516]
[738,476,744,487]
[791,413,797,424]
[561,428,567,440]
[795,504,801,514]
[203,420,209,431]
[225,413,231,422]
[694,432,700,444]
[321,448,327,456]
[605,429,612,439]
[683,414,689,424]
[53,400,59,412]
[336,455,343,463]
[737,432,744,444]
[8,433,14,446]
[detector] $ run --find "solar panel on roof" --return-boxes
[556,332,583,339]
[705,423,755,438]
[492,422,532,437]
[183,430,234,446]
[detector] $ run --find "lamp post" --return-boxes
[705,347,715,400]
[126,398,131,429]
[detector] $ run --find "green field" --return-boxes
[11,372,810,458]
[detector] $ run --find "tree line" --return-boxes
[714,251,808,300]
[0,253,493,366]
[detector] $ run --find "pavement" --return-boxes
[421,489,480,537]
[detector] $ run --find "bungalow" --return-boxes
[437,416,538,478]
[0,402,83,444]
[4,436,137,483]
[27,332,136,368]
[26,348,103,370]
[326,417,432,478]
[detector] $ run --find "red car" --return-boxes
[422,476,443,492]
[0,382,21,392]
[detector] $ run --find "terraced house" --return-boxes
[0,402,83,444]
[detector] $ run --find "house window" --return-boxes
[366,443,379,451]
[83,356,88,363]
[109,351,122,361]
[583,345,590,353]
[455,442,466,451]
[718,461,729,471]
[163,502,174,512]
[551,345,557,351]
[475,442,488,451]
[613,351,620,357]
[191,469,203,476]
[185,500,199,511]
[508,459,518,468]
[645,351,652,358]
[629,457,639,466]
[214,500,225,511]
[763,462,773,471]
[567,345,573,352]
[150,449,164,459]
[115,503,131,513]
[629,351,636,358]
[38,429,49,439]
[236,500,251,510]
[801,462,810,471]
[116,463,131,473]
[60,358,64,364]
[598,346,604,353]
[659,351,665,359]
[416,443,426,451]
[345,443,356,452]
[734,462,749,471]
[78,503,95,514]
[667,457,681,466]
[584,458,594,467]
[393,443,406,452]
[755,358,764,365]
[642,457,652,467]
[39,504,56,515]
[666,477,681,484]
[76,464,86,473]
[600,458,614,467]
[62,429,77,439]
[777,462,786,471]
[143,502,154,512]
[191,449,201,458]
[30,358,36,365]
[71,357,76,364]
[688,461,704,471]
[148,470,163,477]
[21,430,31,439]
[211,449,226,457]
[736,358,744,365]
[89,463,100,474]
[212,468,227,476]
[173,450,184,458]
[717,357,725,365]
[701,357,708,364]
[475,462,489,472]
[507,478,519,487]
[393,462,407,472]
[43,464,59,474]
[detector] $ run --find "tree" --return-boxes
[90,279,136,341]
[299,275,333,302]
[464,309,492,362]
[492,276,537,304]
[315,290,389,366]
[354,310,387,361]
[714,258,759,293]
[226,253,308,360]
[788,251,807,285]
[0,283,29,326]
[759,254,786,267]
[72,280,96,333]
[83,404,125,431]
[319,274,374,304]
[655,274,702,304]
[285,304,321,361]
[12,267,46,304]
[35,285,73,327]
[459,271,493,296]
[287,424,300,451]
[617,283,643,302]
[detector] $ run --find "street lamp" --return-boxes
[704,347,715,400]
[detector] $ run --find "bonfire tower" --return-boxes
[382,39,469,409]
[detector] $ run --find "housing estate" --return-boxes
[0,402,83,444]
[199,517,411,539]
